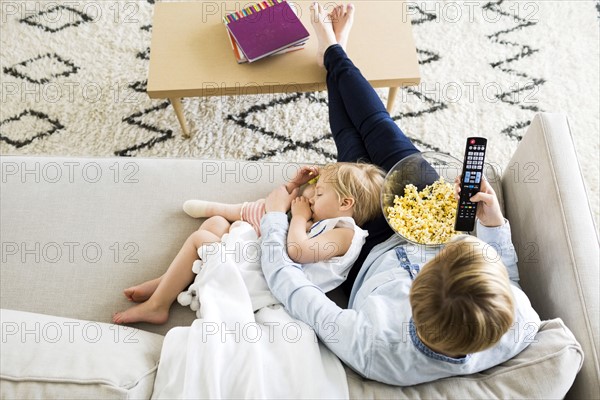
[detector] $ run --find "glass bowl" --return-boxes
[381,151,463,248]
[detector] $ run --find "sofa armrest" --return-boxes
[501,113,599,399]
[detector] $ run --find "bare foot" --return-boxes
[113,300,169,325]
[330,4,354,51]
[124,277,162,302]
[310,2,337,67]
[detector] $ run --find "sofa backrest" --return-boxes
[501,113,599,399]
[0,157,292,336]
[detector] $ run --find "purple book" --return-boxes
[225,1,310,63]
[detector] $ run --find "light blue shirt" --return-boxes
[260,212,541,386]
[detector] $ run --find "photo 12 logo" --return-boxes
[402,1,539,24]
[197,161,313,184]
[2,320,140,344]
[0,2,141,25]
[1,161,140,184]
[1,241,140,264]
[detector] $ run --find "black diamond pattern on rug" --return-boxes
[129,80,147,93]
[137,48,150,61]
[398,2,447,154]
[484,0,546,140]
[408,4,437,25]
[116,102,174,156]
[500,121,532,141]
[391,88,449,155]
[0,110,64,148]
[137,24,152,60]
[416,49,440,65]
[20,5,92,33]
[3,53,79,84]
[226,92,337,161]
[393,88,448,121]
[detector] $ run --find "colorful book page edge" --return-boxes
[223,0,284,25]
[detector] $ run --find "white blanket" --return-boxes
[152,222,348,399]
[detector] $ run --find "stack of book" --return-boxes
[223,0,310,63]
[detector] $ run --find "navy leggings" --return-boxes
[324,44,420,295]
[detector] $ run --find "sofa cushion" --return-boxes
[0,309,164,399]
[346,318,583,399]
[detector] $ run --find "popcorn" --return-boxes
[385,178,459,245]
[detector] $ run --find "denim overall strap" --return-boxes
[394,247,421,280]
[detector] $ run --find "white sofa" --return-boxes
[1,113,598,399]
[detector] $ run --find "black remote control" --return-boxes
[454,137,487,232]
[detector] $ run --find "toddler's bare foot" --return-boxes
[124,277,162,302]
[310,2,337,67]
[330,4,354,51]
[113,300,169,325]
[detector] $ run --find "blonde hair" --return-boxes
[409,236,515,355]
[319,162,385,226]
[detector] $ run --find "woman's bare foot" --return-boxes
[310,2,337,67]
[124,277,162,302]
[330,4,354,51]
[113,300,169,325]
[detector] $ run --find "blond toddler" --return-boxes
[113,162,384,324]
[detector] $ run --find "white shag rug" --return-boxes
[1,0,598,228]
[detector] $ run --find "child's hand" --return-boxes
[454,175,505,227]
[291,196,313,221]
[286,165,320,193]
[265,185,299,213]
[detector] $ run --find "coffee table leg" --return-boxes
[170,97,190,138]
[386,87,398,113]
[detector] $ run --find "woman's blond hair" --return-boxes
[409,236,515,355]
[319,162,385,226]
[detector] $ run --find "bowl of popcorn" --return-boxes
[381,152,463,247]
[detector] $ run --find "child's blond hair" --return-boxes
[319,162,385,226]
[409,236,515,355]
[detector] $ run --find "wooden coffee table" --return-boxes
[147,1,420,137]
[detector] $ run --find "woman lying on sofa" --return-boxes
[258,2,541,386]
